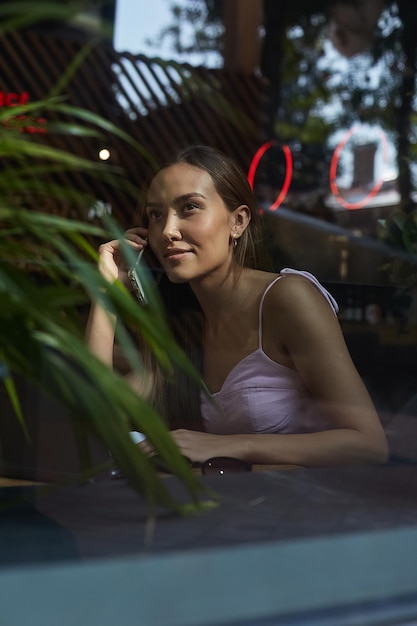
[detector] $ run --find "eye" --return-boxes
[147,208,162,221]
[182,202,200,213]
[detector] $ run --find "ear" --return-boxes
[230,204,251,237]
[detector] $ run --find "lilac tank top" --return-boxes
[200,269,339,435]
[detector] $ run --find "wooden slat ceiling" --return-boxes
[0,28,264,228]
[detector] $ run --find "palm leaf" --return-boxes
[0,218,209,512]
[0,7,212,511]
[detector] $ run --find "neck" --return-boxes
[190,265,249,328]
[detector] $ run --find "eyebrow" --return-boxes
[145,192,206,208]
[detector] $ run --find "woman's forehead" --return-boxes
[148,163,215,197]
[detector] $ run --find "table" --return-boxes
[0,477,45,487]
[2,463,417,625]
[2,463,417,566]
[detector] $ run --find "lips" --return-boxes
[163,248,191,260]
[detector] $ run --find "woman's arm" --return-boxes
[265,274,389,465]
[168,276,389,467]
[85,299,117,367]
[85,227,150,391]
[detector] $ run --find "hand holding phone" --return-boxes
[128,247,148,305]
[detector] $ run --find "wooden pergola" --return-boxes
[0,17,265,228]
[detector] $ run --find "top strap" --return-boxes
[280,268,339,315]
[257,269,339,347]
[258,275,284,346]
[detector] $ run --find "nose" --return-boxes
[161,209,181,241]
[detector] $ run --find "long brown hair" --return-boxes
[139,145,267,431]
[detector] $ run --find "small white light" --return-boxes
[98,148,111,161]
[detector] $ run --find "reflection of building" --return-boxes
[322,128,403,237]
[352,143,377,188]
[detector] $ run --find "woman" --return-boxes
[86,145,388,467]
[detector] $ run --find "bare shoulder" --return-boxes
[262,270,342,340]
[243,268,339,328]
[267,271,334,310]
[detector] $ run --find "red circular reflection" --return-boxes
[330,127,389,210]
[248,141,293,211]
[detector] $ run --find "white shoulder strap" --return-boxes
[258,275,284,347]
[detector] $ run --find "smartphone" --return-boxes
[128,248,148,305]
[128,241,163,305]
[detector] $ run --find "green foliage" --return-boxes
[145,0,224,64]
[0,4,212,513]
[378,210,417,286]
[0,180,210,513]
[0,1,81,33]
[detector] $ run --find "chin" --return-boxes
[167,276,189,284]
[164,270,190,284]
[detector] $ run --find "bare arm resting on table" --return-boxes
[168,276,389,467]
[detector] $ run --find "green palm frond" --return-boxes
[0,207,210,512]
[0,5,212,512]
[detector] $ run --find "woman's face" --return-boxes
[145,163,246,284]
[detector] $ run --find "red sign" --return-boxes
[329,127,389,210]
[0,91,30,107]
[248,141,293,211]
[0,91,47,134]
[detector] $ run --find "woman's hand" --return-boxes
[137,429,234,463]
[169,429,235,463]
[98,226,148,287]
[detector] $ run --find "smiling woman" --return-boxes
[145,164,252,284]
[85,145,389,468]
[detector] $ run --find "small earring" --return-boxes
[233,235,238,248]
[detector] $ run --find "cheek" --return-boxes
[147,225,159,248]
[202,217,230,244]
[215,227,231,248]
[147,232,163,263]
